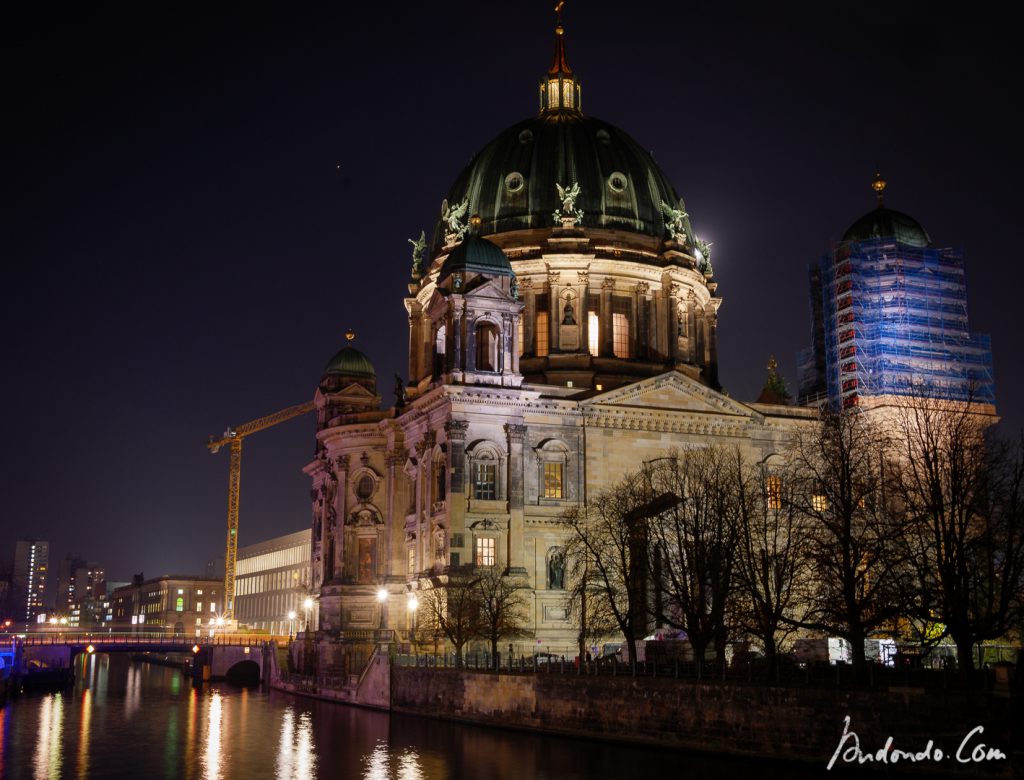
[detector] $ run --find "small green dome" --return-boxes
[438,234,513,282]
[843,206,932,248]
[323,346,376,378]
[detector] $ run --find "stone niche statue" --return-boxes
[561,294,576,325]
[548,548,566,590]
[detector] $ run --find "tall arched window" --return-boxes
[476,322,500,372]
[434,324,447,376]
[612,299,630,358]
[588,312,599,356]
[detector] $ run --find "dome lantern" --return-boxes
[539,2,581,114]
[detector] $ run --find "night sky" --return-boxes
[5,3,1020,583]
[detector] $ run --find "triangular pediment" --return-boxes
[463,278,511,301]
[583,372,762,420]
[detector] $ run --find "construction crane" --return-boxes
[207,400,315,620]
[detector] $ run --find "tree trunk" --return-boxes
[848,629,866,678]
[954,634,975,676]
[491,637,499,670]
[691,637,709,678]
[763,634,777,675]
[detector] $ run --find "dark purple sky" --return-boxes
[5,3,1020,582]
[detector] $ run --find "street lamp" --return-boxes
[303,597,314,633]
[287,610,297,640]
[376,588,388,630]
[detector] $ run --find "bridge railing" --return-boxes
[15,632,289,648]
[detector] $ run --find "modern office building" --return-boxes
[234,528,312,635]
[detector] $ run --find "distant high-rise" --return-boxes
[12,539,50,623]
[798,174,995,412]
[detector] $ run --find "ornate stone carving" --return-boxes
[408,230,426,278]
[504,423,527,442]
[601,278,616,291]
[577,269,589,285]
[546,268,560,286]
[335,454,350,472]
[445,419,469,440]
[518,277,534,291]
[552,182,583,226]
[360,452,370,467]
[441,197,469,243]
[634,281,650,295]
[660,199,689,241]
[669,282,681,297]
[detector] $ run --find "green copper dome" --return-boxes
[438,235,513,282]
[843,206,932,248]
[323,346,376,378]
[430,113,688,255]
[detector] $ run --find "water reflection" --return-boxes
[202,691,223,780]
[32,693,63,780]
[77,688,92,777]
[3,656,824,780]
[277,706,317,779]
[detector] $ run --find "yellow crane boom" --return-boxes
[207,400,314,620]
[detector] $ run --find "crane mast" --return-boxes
[207,400,314,620]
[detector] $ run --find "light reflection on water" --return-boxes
[1,654,823,779]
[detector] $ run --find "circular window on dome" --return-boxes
[596,129,611,144]
[355,474,375,501]
[505,172,525,193]
[607,172,628,193]
[518,129,533,145]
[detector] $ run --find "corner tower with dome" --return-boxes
[797,172,995,413]
[304,15,817,648]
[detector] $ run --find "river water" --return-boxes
[0,653,825,779]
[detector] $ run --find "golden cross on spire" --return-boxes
[555,0,565,25]
[872,169,887,206]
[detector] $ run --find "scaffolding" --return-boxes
[800,237,994,409]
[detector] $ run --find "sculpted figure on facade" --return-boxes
[408,230,426,278]
[660,199,688,241]
[548,547,566,590]
[441,197,470,242]
[553,181,584,225]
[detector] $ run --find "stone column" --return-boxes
[686,292,699,365]
[522,280,535,355]
[600,278,614,357]
[706,307,719,387]
[333,455,349,582]
[547,270,559,352]
[634,282,649,360]
[578,270,591,356]
[505,423,527,573]
[667,283,680,363]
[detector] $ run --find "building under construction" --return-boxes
[798,175,995,411]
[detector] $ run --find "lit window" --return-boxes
[766,476,782,510]
[197,589,203,595]
[176,597,184,612]
[210,603,216,613]
[476,323,500,372]
[475,537,495,567]
[535,311,550,357]
[474,462,497,500]
[612,312,630,358]
[196,601,202,612]
[543,463,564,499]
[588,312,599,356]
[812,494,829,512]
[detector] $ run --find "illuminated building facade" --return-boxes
[12,539,49,624]
[234,528,312,635]
[798,174,995,412]
[110,575,222,635]
[306,16,816,652]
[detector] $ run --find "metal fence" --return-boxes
[393,651,1020,694]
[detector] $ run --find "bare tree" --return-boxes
[417,566,483,667]
[646,448,738,671]
[563,556,621,663]
[789,409,905,676]
[473,567,532,669]
[560,474,660,666]
[891,393,1024,674]
[733,456,807,672]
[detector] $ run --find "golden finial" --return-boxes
[555,1,565,26]
[345,329,356,342]
[871,169,887,206]
[469,214,482,231]
[767,355,778,374]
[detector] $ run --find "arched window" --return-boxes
[434,324,447,377]
[175,597,184,612]
[476,322,500,372]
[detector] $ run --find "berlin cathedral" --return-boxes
[304,16,819,649]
